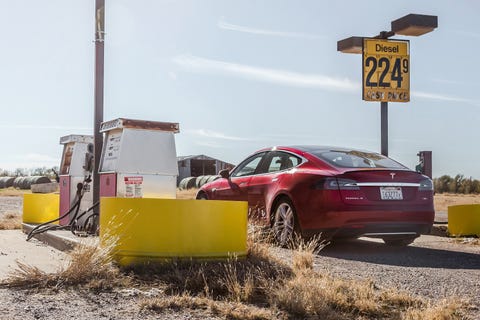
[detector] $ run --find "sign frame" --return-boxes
[362,38,410,103]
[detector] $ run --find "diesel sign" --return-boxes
[363,39,410,102]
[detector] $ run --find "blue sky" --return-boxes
[1,0,479,178]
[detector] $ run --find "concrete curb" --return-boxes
[22,223,80,252]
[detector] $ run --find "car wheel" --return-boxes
[383,236,417,246]
[272,198,299,247]
[196,192,208,200]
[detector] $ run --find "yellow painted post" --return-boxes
[448,204,480,237]
[100,198,248,265]
[23,194,60,224]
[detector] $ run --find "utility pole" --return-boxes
[93,0,105,216]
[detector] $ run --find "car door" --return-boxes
[247,151,301,223]
[212,152,267,203]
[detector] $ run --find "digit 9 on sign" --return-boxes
[365,57,409,88]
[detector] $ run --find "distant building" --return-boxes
[177,155,235,185]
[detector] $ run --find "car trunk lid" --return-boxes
[336,169,429,205]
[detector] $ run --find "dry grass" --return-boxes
[402,298,468,320]
[450,237,480,246]
[1,237,127,290]
[137,234,467,319]
[434,193,480,212]
[290,235,325,273]
[176,188,198,199]
[127,236,290,304]
[140,294,275,320]
[269,238,378,319]
[0,212,22,230]
[0,188,29,196]
[270,267,467,319]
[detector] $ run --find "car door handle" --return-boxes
[239,182,247,186]
[272,178,279,182]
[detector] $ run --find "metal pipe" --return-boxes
[381,101,388,156]
[93,0,105,214]
[378,31,389,157]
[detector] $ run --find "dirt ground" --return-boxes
[434,193,480,212]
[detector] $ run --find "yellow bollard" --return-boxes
[448,204,480,237]
[23,194,60,224]
[100,197,248,266]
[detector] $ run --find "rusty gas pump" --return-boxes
[98,118,180,199]
[58,135,94,226]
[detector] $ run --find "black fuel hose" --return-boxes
[26,180,86,241]
[70,201,99,236]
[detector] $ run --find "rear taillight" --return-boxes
[315,178,360,190]
[419,178,433,191]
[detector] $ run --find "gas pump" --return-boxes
[98,118,180,199]
[415,151,432,178]
[58,135,94,226]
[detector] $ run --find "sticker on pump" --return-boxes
[124,176,143,198]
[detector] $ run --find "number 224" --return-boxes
[365,57,409,88]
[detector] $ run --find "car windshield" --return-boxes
[311,150,407,169]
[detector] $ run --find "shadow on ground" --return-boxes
[318,238,480,269]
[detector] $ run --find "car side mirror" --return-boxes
[219,169,230,179]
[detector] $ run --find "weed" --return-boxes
[290,235,325,274]
[402,298,469,320]
[0,188,29,196]
[127,241,290,304]
[140,294,275,320]
[450,237,480,246]
[1,237,127,290]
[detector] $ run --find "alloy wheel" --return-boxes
[273,200,295,246]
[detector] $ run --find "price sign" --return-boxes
[363,39,410,102]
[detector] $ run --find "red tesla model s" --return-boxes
[196,146,434,246]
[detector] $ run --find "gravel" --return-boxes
[0,289,224,320]
[313,237,480,303]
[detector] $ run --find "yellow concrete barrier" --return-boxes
[448,204,480,237]
[100,197,248,266]
[23,193,59,224]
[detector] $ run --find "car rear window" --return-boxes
[311,150,407,169]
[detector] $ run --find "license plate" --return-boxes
[380,187,403,200]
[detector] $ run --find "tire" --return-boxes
[196,192,208,200]
[383,236,417,246]
[272,198,300,247]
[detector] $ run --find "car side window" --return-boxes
[267,155,283,172]
[265,152,301,173]
[231,153,266,177]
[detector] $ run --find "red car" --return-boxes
[196,146,434,246]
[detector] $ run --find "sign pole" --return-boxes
[381,101,388,156]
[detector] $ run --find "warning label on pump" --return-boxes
[124,176,143,198]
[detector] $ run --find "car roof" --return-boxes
[268,145,378,155]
